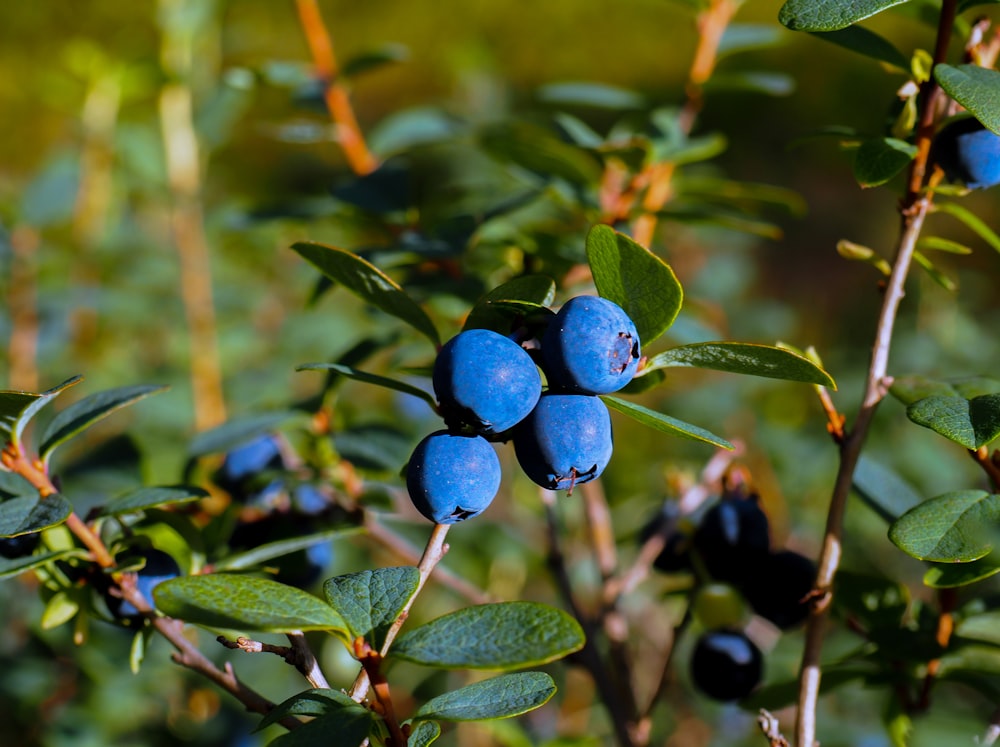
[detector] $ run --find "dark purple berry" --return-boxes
[690,629,763,701]
[406,431,501,524]
[541,296,640,395]
[433,328,542,436]
[0,533,41,560]
[693,496,770,585]
[639,507,692,574]
[513,394,613,492]
[742,550,816,629]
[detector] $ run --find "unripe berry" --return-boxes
[689,629,763,701]
[406,431,501,524]
[433,328,542,436]
[932,117,1000,190]
[514,394,613,492]
[542,296,640,395]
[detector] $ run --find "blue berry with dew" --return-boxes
[541,296,640,395]
[433,328,542,436]
[513,393,613,492]
[406,430,501,524]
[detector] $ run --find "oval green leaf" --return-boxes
[391,601,584,670]
[407,720,441,746]
[323,566,420,651]
[934,65,1000,136]
[153,574,349,635]
[479,121,603,186]
[778,0,911,31]
[0,494,73,537]
[888,490,1000,562]
[853,137,917,188]
[462,275,557,333]
[0,549,75,580]
[291,241,440,346]
[644,341,836,388]
[214,527,359,572]
[412,672,556,722]
[296,363,437,410]
[40,384,168,463]
[852,456,922,523]
[96,485,208,518]
[905,394,1000,449]
[0,376,83,450]
[256,688,367,732]
[602,396,734,450]
[585,225,683,345]
[809,26,908,69]
[924,556,1000,588]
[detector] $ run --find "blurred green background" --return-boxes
[2,0,1000,745]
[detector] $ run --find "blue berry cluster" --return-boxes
[407,295,641,525]
[216,434,335,587]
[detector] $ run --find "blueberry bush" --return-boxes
[3,0,1000,746]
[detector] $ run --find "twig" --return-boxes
[350,523,451,703]
[758,710,791,747]
[295,0,378,176]
[356,640,407,747]
[215,632,331,689]
[793,1,957,743]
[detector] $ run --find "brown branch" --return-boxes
[216,633,330,689]
[794,2,957,743]
[758,710,791,747]
[356,641,407,747]
[972,446,1000,491]
[295,0,378,176]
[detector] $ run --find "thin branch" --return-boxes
[794,1,957,742]
[971,446,1000,491]
[350,523,451,703]
[215,632,331,689]
[758,710,791,747]
[295,0,378,176]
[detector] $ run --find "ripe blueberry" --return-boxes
[106,549,181,623]
[742,550,816,629]
[433,328,542,436]
[693,495,770,585]
[0,533,40,560]
[689,629,763,701]
[406,430,501,524]
[932,117,1000,190]
[541,296,640,395]
[215,434,286,504]
[229,516,334,588]
[513,394,613,492]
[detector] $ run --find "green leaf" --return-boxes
[479,121,604,186]
[392,602,584,670]
[213,527,359,572]
[187,411,300,458]
[905,394,1000,449]
[153,574,349,635]
[778,0,911,31]
[95,485,209,518]
[584,225,683,345]
[0,376,82,450]
[341,43,409,79]
[256,688,367,732]
[323,567,420,651]
[41,589,79,629]
[705,71,795,97]
[536,82,645,110]
[890,374,1000,405]
[912,250,957,292]
[462,275,557,334]
[853,137,917,188]
[407,720,441,746]
[677,176,807,216]
[836,239,891,275]
[643,342,836,388]
[852,456,922,523]
[291,241,440,346]
[0,549,74,580]
[809,26,909,69]
[602,396,734,450]
[924,556,1000,588]
[936,202,1000,255]
[296,363,437,410]
[267,697,374,747]
[917,237,973,255]
[718,24,787,56]
[832,570,909,628]
[956,610,1000,646]
[888,490,1000,562]
[0,494,73,537]
[655,203,783,239]
[412,672,556,722]
[934,65,1000,136]
[39,384,167,463]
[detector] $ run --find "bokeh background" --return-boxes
[2,1,1000,745]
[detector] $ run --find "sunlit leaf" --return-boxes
[602,396,733,450]
[934,64,1000,136]
[412,672,556,722]
[779,0,912,31]
[643,342,836,388]
[324,567,420,652]
[905,393,1000,449]
[0,494,73,537]
[889,490,1000,562]
[0,376,82,450]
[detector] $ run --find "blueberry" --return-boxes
[228,516,334,588]
[689,629,763,701]
[106,549,181,623]
[433,329,542,436]
[741,550,816,629]
[541,296,640,395]
[215,435,286,504]
[639,507,693,574]
[693,496,770,585]
[406,430,501,524]
[932,117,1000,190]
[291,483,329,516]
[513,394,613,492]
[0,533,40,560]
